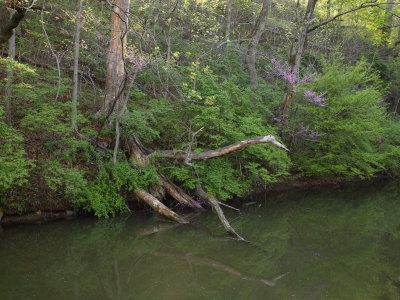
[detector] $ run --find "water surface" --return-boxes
[1,180,400,299]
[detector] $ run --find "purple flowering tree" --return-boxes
[270,58,326,142]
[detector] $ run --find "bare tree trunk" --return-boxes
[246,0,270,88]
[103,0,131,113]
[72,0,84,131]
[226,0,233,41]
[4,28,15,125]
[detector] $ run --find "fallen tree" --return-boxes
[126,135,289,241]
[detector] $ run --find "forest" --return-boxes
[1,0,400,235]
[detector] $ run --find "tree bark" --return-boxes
[196,183,245,240]
[282,0,317,117]
[155,135,288,162]
[103,0,131,113]
[246,0,270,88]
[133,188,187,223]
[226,0,233,41]
[72,0,84,131]
[4,28,15,125]
[160,175,203,208]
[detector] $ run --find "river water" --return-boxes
[1,180,400,299]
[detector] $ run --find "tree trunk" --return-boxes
[384,3,395,45]
[4,28,15,125]
[103,0,131,113]
[72,0,84,131]
[245,0,270,88]
[226,0,233,41]
[282,0,317,117]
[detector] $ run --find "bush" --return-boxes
[291,59,387,178]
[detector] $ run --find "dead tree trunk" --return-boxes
[126,134,287,239]
[246,0,270,88]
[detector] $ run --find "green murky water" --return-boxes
[1,180,400,299]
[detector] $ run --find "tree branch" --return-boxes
[195,183,245,241]
[154,135,288,161]
[307,1,400,33]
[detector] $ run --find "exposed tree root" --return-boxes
[196,183,245,241]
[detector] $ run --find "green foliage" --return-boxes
[380,118,400,175]
[155,64,291,199]
[0,106,34,196]
[292,59,388,178]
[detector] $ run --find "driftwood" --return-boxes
[196,183,245,241]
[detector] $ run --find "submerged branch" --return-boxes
[196,183,245,241]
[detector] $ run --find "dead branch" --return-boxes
[155,135,288,161]
[133,188,188,224]
[196,183,245,241]
[308,1,400,33]
[160,175,203,208]
[217,201,240,212]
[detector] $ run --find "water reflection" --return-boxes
[0,180,399,299]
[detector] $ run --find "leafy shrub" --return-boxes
[292,59,387,178]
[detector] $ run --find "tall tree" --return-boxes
[246,0,271,88]
[103,0,131,114]
[226,0,233,41]
[72,0,84,131]
[4,28,16,125]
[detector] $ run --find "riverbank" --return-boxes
[1,174,394,226]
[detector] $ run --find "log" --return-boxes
[195,183,245,241]
[155,135,288,162]
[160,175,203,208]
[133,188,188,224]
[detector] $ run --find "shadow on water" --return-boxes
[0,180,400,299]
